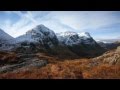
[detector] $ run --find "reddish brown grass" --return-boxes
[0,51,120,79]
[83,64,120,79]
[0,52,18,64]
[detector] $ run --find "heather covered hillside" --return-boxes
[0,48,120,79]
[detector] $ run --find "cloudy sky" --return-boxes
[0,11,120,40]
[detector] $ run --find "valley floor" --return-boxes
[0,50,120,79]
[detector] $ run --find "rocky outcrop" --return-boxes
[92,46,120,65]
[0,54,48,73]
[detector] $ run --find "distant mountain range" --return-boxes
[0,24,114,58]
[96,39,120,43]
[97,40,120,50]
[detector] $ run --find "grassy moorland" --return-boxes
[0,49,120,79]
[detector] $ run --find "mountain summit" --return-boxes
[16,24,58,46]
[78,32,91,38]
[57,31,96,46]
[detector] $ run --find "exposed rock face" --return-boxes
[116,46,120,53]
[103,53,120,65]
[92,46,120,65]
[0,54,48,73]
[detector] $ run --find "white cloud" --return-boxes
[1,11,120,39]
[49,11,120,31]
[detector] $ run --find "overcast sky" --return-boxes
[0,11,120,40]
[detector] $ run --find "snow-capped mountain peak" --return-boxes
[57,31,77,37]
[31,24,51,33]
[78,32,91,38]
[57,31,96,46]
[26,24,56,39]
[16,24,58,46]
[96,40,111,44]
[57,31,80,46]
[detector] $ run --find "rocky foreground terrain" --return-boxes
[0,46,120,79]
[0,52,48,73]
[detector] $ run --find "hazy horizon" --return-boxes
[0,11,120,40]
